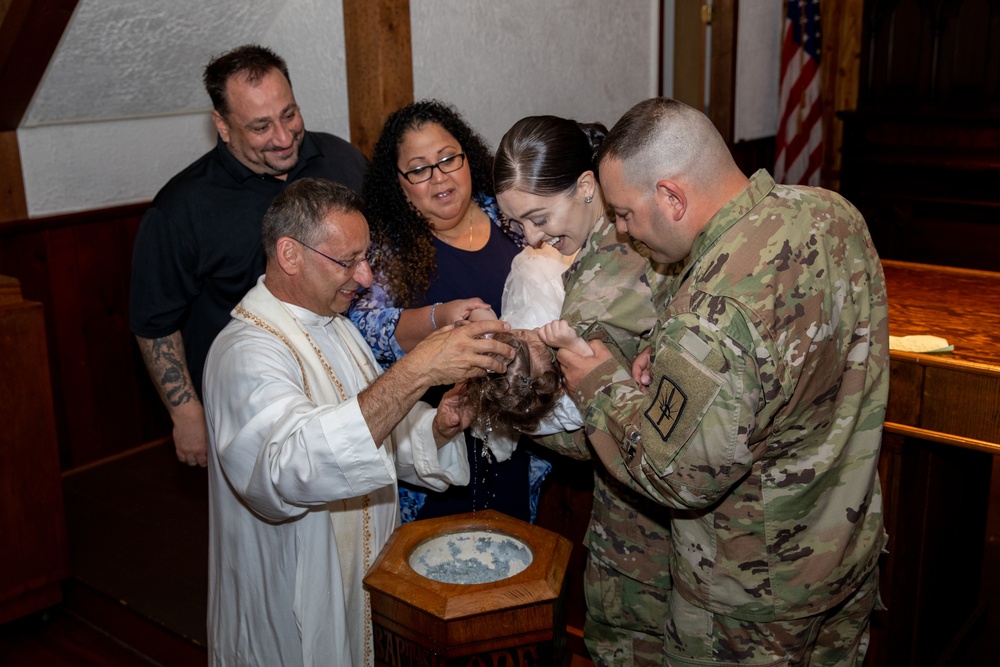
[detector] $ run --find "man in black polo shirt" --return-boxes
[129,44,367,467]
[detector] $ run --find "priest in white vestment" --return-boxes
[202,179,514,667]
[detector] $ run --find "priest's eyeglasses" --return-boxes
[293,238,380,271]
[397,153,467,184]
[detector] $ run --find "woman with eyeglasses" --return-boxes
[349,99,547,525]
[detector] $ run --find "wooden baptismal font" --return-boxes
[363,509,572,666]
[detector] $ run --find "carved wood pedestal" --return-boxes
[364,510,572,667]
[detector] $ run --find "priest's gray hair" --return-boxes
[261,178,364,261]
[598,97,733,192]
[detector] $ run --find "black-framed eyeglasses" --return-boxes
[292,238,379,271]
[397,153,466,184]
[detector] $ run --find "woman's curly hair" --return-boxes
[363,99,498,307]
[465,332,562,439]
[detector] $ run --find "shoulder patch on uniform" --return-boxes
[645,376,687,441]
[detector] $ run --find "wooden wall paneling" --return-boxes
[866,435,992,667]
[0,131,27,222]
[69,218,145,464]
[838,112,1000,271]
[908,440,991,664]
[885,359,924,426]
[857,0,1000,108]
[936,0,1000,104]
[866,432,911,667]
[533,455,593,636]
[0,204,169,471]
[0,276,68,623]
[343,0,414,157]
[45,225,104,468]
[921,366,1000,443]
[863,0,934,104]
[0,225,71,465]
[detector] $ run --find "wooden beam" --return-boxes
[821,0,864,191]
[0,0,79,131]
[342,0,414,157]
[0,132,27,222]
[672,0,706,110]
[708,0,737,143]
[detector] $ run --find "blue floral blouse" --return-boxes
[348,195,524,367]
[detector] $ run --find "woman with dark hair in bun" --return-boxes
[493,115,679,667]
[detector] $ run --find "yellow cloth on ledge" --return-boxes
[888,334,954,354]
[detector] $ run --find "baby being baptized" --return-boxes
[465,319,592,442]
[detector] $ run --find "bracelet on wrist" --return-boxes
[430,302,442,331]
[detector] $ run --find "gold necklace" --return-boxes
[467,205,474,249]
[434,205,476,249]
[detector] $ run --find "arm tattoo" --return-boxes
[139,334,196,407]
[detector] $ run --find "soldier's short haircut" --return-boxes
[204,44,291,117]
[598,98,731,190]
[261,179,363,261]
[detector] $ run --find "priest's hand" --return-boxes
[360,321,513,445]
[433,383,474,446]
[403,319,514,388]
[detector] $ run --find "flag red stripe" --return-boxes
[775,5,823,187]
[780,94,822,169]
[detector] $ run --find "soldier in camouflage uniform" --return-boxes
[556,98,889,666]
[554,215,679,667]
[495,115,678,667]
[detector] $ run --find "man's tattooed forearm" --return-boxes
[143,336,195,407]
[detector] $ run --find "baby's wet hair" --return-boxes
[466,331,562,438]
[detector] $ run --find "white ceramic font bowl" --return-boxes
[408,530,533,584]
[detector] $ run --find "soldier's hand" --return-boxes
[558,339,613,396]
[632,346,653,394]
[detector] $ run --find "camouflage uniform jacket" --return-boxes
[575,170,889,621]
[537,214,677,586]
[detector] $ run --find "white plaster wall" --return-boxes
[19,114,216,215]
[18,0,350,217]
[19,0,669,216]
[410,0,660,148]
[734,0,782,142]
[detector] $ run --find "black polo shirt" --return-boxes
[129,131,367,395]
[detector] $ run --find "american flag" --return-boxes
[775,0,822,186]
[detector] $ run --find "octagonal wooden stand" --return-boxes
[363,509,573,667]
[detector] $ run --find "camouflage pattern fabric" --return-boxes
[583,549,669,667]
[663,567,879,666]
[534,215,679,666]
[575,171,888,637]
